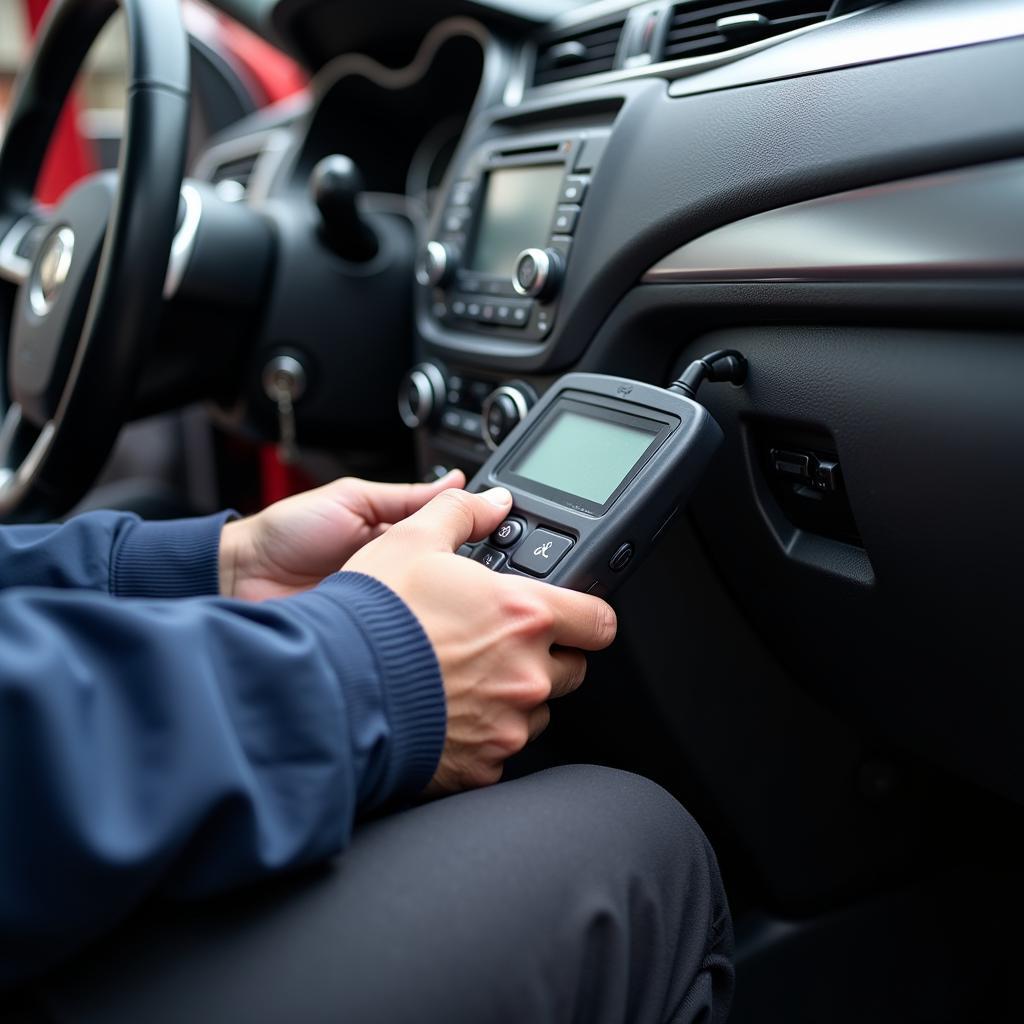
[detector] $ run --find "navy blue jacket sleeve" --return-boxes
[0,510,233,598]
[0,571,445,990]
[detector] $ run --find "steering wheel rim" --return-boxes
[0,0,190,521]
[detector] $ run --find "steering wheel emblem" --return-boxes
[29,226,75,318]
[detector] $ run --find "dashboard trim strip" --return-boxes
[310,17,491,99]
[642,160,1024,285]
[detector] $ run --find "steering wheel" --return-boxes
[0,0,189,521]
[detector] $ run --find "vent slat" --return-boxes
[663,0,829,61]
[534,39,621,68]
[532,19,626,87]
[666,24,729,43]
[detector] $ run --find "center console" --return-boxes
[416,129,609,343]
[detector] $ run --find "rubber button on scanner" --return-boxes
[511,528,573,578]
[609,543,634,572]
[491,518,524,549]
[471,545,506,572]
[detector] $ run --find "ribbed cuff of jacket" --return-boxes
[110,511,239,599]
[301,572,446,807]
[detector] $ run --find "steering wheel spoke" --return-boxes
[0,403,56,515]
[0,214,47,287]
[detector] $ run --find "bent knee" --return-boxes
[506,765,714,878]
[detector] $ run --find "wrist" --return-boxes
[218,519,246,598]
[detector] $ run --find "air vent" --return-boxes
[209,153,259,199]
[663,0,830,62]
[533,19,626,87]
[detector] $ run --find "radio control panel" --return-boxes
[397,361,537,451]
[418,131,609,342]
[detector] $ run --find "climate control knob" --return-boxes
[398,362,446,429]
[481,384,535,450]
[417,240,457,287]
[513,248,563,300]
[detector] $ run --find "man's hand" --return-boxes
[220,470,466,601]
[344,486,618,794]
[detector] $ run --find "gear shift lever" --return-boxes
[310,155,378,262]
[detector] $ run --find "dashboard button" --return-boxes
[510,302,531,326]
[491,518,524,549]
[552,205,580,235]
[444,210,470,233]
[574,137,607,172]
[471,545,506,571]
[560,176,589,204]
[450,180,475,207]
[512,529,574,577]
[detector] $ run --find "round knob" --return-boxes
[481,384,534,450]
[513,248,563,300]
[397,362,447,429]
[417,240,456,287]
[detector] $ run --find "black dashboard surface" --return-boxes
[199,0,1024,948]
[200,0,1024,800]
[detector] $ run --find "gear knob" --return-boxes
[310,155,378,262]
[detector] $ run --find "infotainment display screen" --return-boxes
[470,164,565,278]
[502,400,667,510]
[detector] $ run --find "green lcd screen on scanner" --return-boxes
[510,409,658,505]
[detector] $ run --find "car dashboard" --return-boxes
[192,0,1024,1016]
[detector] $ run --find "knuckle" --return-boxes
[503,668,551,709]
[521,669,552,705]
[533,603,557,635]
[502,587,555,636]
[385,516,419,544]
[436,488,472,517]
[435,489,475,534]
[498,719,531,756]
[468,763,503,788]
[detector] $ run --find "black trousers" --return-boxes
[25,766,734,1024]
